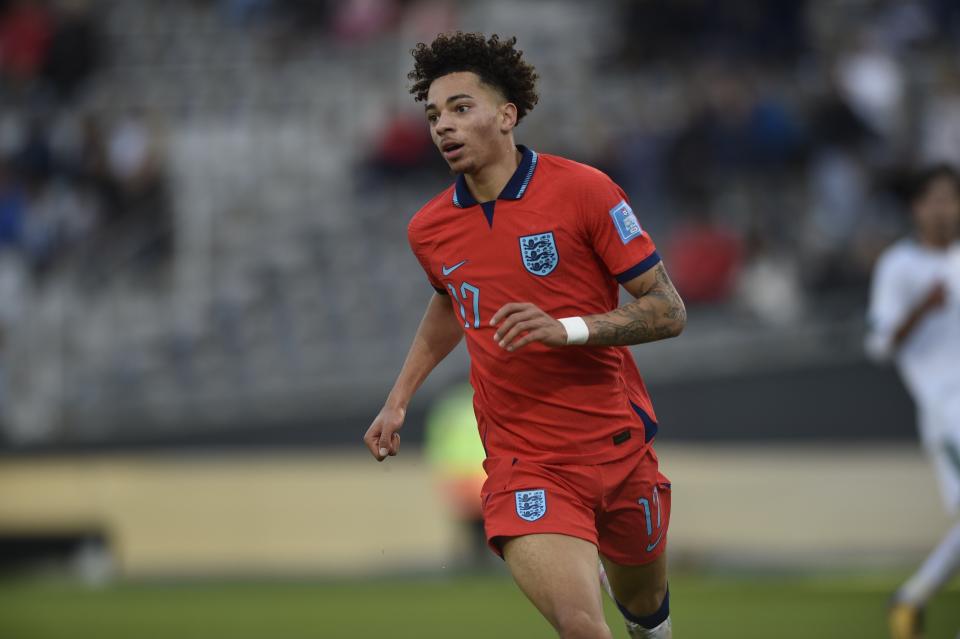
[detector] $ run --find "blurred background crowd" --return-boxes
[0,0,957,450]
[2,7,960,634]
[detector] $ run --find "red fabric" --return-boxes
[332,0,399,42]
[0,3,53,78]
[375,116,432,167]
[667,223,742,303]
[481,446,671,564]
[408,151,661,465]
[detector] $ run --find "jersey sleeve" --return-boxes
[579,175,660,283]
[407,218,447,294]
[865,251,907,361]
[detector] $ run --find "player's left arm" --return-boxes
[584,261,686,346]
[490,261,686,351]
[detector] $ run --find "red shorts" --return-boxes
[480,446,671,566]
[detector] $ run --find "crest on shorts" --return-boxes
[519,232,558,276]
[515,489,547,522]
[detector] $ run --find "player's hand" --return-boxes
[363,405,404,462]
[490,302,567,352]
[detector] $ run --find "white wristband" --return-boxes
[558,316,589,345]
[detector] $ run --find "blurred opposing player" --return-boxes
[363,33,686,639]
[866,165,960,639]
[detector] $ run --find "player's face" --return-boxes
[913,176,960,244]
[424,72,511,175]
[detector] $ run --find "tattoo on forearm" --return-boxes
[586,264,687,346]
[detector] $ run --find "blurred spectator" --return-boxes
[0,159,25,249]
[665,202,743,305]
[737,227,804,326]
[926,0,960,39]
[275,0,331,32]
[803,149,870,284]
[0,0,52,85]
[802,79,880,292]
[22,175,96,276]
[12,115,54,185]
[398,0,458,45]
[808,81,877,150]
[614,0,807,66]
[219,0,274,26]
[70,113,112,200]
[360,109,436,186]
[42,0,101,102]
[920,60,960,168]
[835,31,906,144]
[331,0,398,44]
[100,112,173,273]
[666,64,804,199]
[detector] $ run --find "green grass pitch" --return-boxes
[0,572,957,638]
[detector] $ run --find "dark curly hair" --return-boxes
[908,163,960,205]
[408,32,539,124]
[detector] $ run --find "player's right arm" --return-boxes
[866,250,945,359]
[363,292,463,462]
[890,283,945,349]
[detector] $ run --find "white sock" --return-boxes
[599,560,613,599]
[625,616,671,638]
[898,519,960,605]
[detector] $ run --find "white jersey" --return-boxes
[867,238,960,515]
[865,238,960,406]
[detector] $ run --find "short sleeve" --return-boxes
[865,252,907,361]
[580,176,660,283]
[407,219,447,294]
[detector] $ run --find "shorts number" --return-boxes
[638,486,662,536]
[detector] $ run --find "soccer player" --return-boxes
[363,33,686,639]
[866,165,960,639]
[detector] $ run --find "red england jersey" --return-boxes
[408,146,663,465]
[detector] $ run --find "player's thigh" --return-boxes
[503,533,611,639]
[599,551,668,617]
[481,457,600,557]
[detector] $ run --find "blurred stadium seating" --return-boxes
[1,0,947,447]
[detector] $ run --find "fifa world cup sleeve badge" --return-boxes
[609,200,643,244]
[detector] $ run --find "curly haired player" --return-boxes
[364,32,686,639]
[867,165,960,639]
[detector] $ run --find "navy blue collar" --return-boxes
[452,145,539,208]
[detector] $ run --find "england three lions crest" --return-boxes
[519,232,558,276]
[515,489,547,522]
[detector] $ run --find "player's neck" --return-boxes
[463,145,522,203]
[917,232,950,250]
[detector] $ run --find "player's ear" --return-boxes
[499,102,518,133]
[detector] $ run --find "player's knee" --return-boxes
[554,609,613,639]
[620,583,668,619]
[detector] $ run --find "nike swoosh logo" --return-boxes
[646,530,664,552]
[442,260,468,276]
